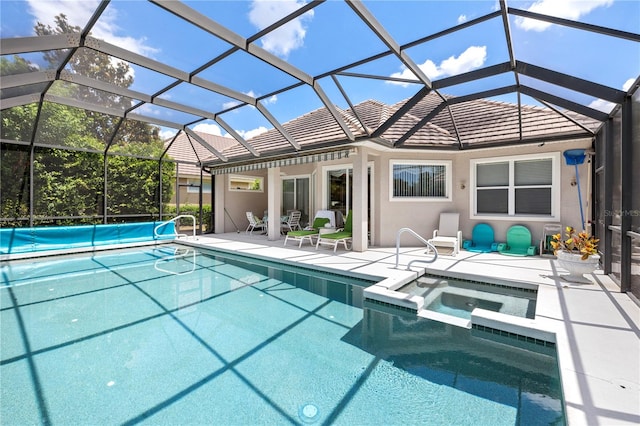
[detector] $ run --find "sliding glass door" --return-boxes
[327,168,352,215]
[325,165,372,242]
[282,176,310,225]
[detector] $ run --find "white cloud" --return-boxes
[515,0,613,32]
[26,0,159,57]
[134,103,160,116]
[159,129,177,140]
[588,78,636,112]
[588,98,614,113]
[622,78,635,92]
[192,122,267,141]
[238,126,269,140]
[249,0,314,58]
[193,123,225,137]
[389,46,487,86]
[457,15,468,24]
[223,100,242,110]
[252,93,277,105]
[223,92,277,110]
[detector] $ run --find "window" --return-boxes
[390,160,451,201]
[186,179,211,193]
[228,174,263,192]
[471,153,559,220]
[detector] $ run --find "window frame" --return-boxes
[389,159,452,202]
[186,178,211,193]
[470,152,561,221]
[228,174,264,192]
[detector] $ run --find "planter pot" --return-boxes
[556,251,600,283]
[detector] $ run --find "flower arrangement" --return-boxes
[551,226,599,260]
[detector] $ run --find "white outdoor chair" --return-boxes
[245,212,266,235]
[428,212,462,256]
[281,210,302,234]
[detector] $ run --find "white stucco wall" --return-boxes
[215,170,269,233]
[216,138,593,248]
[372,139,593,246]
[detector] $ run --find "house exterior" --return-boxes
[202,93,600,251]
[164,132,239,206]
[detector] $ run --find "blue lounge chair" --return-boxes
[463,223,499,253]
[497,225,538,256]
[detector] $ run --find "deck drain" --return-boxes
[299,403,320,423]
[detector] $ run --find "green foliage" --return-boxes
[32,148,103,222]
[164,204,212,232]
[0,145,30,226]
[1,55,39,75]
[107,151,174,216]
[250,179,262,190]
[1,104,38,142]
[33,15,152,143]
[0,13,178,227]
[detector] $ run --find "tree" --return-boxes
[1,14,175,226]
[34,14,158,144]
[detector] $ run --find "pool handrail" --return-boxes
[154,246,196,276]
[395,227,438,270]
[155,215,196,239]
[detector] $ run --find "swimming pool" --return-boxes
[1,245,565,425]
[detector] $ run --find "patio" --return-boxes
[182,232,640,426]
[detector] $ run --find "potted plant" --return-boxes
[551,226,600,283]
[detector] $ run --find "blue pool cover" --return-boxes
[0,221,175,254]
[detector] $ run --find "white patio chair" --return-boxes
[428,212,462,256]
[281,210,302,234]
[245,212,266,235]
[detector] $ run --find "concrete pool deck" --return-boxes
[182,232,640,426]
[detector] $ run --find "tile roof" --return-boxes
[197,93,601,168]
[165,131,239,176]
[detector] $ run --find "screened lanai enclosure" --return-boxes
[1,1,639,297]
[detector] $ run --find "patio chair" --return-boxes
[245,212,266,235]
[284,215,331,248]
[428,212,462,256]
[316,210,353,252]
[463,223,499,253]
[497,225,538,256]
[281,210,302,234]
[314,209,336,227]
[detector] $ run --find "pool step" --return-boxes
[417,309,471,328]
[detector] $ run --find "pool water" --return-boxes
[400,274,538,320]
[1,245,564,425]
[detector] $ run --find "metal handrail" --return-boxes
[154,214,196,239]
[154,247,196,276]
[395,227,438,270]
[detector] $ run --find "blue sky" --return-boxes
[2,0,639,141]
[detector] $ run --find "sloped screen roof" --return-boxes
[1,0,639,169]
